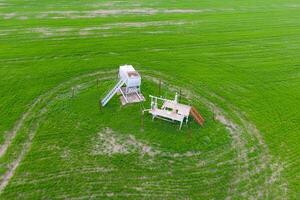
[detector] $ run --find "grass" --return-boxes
[0,0,299,199]
[1,77,234,199]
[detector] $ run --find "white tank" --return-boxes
[119,65,141,88]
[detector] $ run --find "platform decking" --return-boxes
[149,108,185,122]
[162,101,191,117]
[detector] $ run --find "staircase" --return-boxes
[101,79,125,106]
[190,107,205,127]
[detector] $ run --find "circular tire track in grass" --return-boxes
[0,69,287,199]
[143,70,287,199]
[0,70,116,192]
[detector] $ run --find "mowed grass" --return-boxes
[0,0,299,199]
[1,80,233,199]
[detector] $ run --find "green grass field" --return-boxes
[0,0,299,199]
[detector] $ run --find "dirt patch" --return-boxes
[36,9,205,19]
[3,13,16,19]
[0,70,116,193]
[0,98,41,158]
[8,20,190,37]
[92,128,159,157]
[107,21,189,28]
[91,127,209,159]
[77,21,189,36]
[0,120,39,192]
[163,9,209,13]
[18,16,28,20]
[0,69,287,198]
[31,28,53,37]
[61,148,71,160]
[142,71,287,199]
[0,3,8,8]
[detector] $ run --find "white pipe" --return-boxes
[149,95,176,103]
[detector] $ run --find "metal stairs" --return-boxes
[101,79,125,106]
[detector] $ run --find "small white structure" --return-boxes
[144,93,191,129]
[144,93,205,129]
[101,65,144,106]
[119,65,141,89]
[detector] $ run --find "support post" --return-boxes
[99,100,102,111]
[72,87,75,98]
[141,110,144,132]
[179,89,182,103]
[179,121,183,130]
[158,80,162,96]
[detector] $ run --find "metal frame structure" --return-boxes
[144,93,191,129]
[101,65,144,107]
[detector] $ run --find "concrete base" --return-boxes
[118,87,145,105]
[120,93,145,106]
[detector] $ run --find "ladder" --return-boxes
[101,79,125,106]
[190,107,205,127]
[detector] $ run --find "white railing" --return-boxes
[101,79,125,106]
